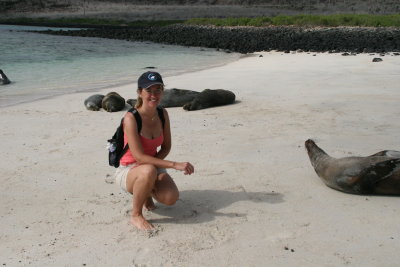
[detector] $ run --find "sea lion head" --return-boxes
[84,94,104,111]
[305,139,324,161]
[305,139,331,175]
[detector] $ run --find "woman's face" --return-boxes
[140,84,163,107]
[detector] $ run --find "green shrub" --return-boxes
[2,14,400,28]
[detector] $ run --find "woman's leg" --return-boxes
[126,164,157,230]
[152,173,179,206]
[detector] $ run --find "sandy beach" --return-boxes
[1,51,400,266]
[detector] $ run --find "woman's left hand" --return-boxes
[173,161,194,175]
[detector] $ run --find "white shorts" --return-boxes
[114,163,167,193]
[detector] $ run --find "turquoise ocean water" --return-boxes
[0,25,241,107]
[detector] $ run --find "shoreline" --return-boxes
[1,51,400,266]
[0,52,247,109]
[0,54,243,109]
[0,25,245,109]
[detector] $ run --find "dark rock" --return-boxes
[37,25,400,54]
[0,69,11,85]
[372,57,383,62]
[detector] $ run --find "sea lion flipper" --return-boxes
[358,158,400,193]
[368,150,400,158]
[335,176,361,193]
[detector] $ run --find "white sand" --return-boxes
[1,51,400,266]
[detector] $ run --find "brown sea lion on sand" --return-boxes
[160,88,199,108]
[183,89,235,111]
[84,94,104,111]
[305,139,400,195]
[127,89,234,110]
[127,88,199,108]
[126,98,137,107]
[102,92,125,112]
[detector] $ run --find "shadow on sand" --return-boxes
[149,189,284,224]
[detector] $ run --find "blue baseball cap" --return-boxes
[138,71,164,89]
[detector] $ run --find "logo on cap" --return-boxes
[148,73,158,81]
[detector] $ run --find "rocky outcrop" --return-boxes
[40,24,400,53]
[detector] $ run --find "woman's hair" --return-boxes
[135,88,143,108]
[135,85,164,108]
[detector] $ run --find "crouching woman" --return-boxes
[114,71,194,230]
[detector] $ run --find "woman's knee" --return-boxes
[164,190,179,206]
[152,173,179,205]
[138,164,157,180]
[129,165,157,190]
[156,180,179,205]
[157,191,178,206]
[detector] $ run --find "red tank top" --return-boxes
[119,131,164,166]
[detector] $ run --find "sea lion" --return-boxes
[160,88,199,108]
[0,69,11,85]
[84,94,104,111]
[102,92,126,112]
[305,139,400,195]
[126,98,137,107]
[183,89,236,111]
[126,88,199,108]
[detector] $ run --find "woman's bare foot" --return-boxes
[144,197,156,211]
[131,214,154,230]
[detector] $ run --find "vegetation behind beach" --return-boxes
[1,14,400,28]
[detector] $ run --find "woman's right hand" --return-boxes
[173,162,194,175]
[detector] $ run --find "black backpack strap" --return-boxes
[120,108,142,157]
[120,143,130,159]
[157,106,165,129]
[128,108,142,133]
[129,107,163,130]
